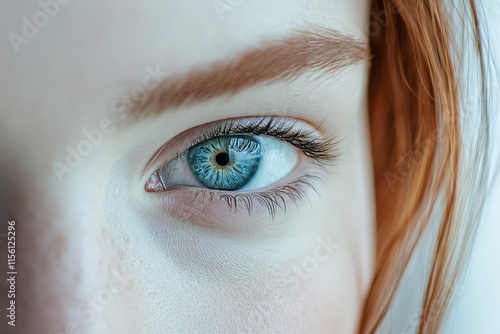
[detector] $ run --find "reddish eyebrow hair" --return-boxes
[130,27,369,120]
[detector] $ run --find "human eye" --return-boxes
[144,116,339,218]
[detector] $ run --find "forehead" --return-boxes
[2,0,369,72]
[0,0,369,142]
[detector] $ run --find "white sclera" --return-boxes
[160,135,299,191]
[239,136,298,190]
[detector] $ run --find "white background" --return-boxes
[444,0,500,332]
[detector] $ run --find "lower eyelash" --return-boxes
[188,173,322,218]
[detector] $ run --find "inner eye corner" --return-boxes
[144,170,164,192]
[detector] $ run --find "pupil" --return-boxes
[215,152,230,166]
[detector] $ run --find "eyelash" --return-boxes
[188,173,322,218]
[154,116,341,217]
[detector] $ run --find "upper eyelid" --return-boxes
[141,116,337,182]
[140,116,273,180]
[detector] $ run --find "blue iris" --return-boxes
[187,135,262,190]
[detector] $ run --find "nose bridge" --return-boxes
[13,184,87,333]
[0,106,145,333]
[4,171,131,334]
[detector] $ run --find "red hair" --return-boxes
[362,0,490,333]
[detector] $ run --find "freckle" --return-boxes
[73,271,81,287]
[51,234,66,263]
[124,234,130,247]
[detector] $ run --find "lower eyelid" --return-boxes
[150,161,324,224]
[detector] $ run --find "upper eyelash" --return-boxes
[179,116,342,164]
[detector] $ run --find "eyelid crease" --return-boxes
[141,116,342,181]
[129,27,369,121]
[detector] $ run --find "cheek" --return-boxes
[302,249,365,333]
[130,228,362,333]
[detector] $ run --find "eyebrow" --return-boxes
[130,27,369,120]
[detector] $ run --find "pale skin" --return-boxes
[0,0,374,333]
